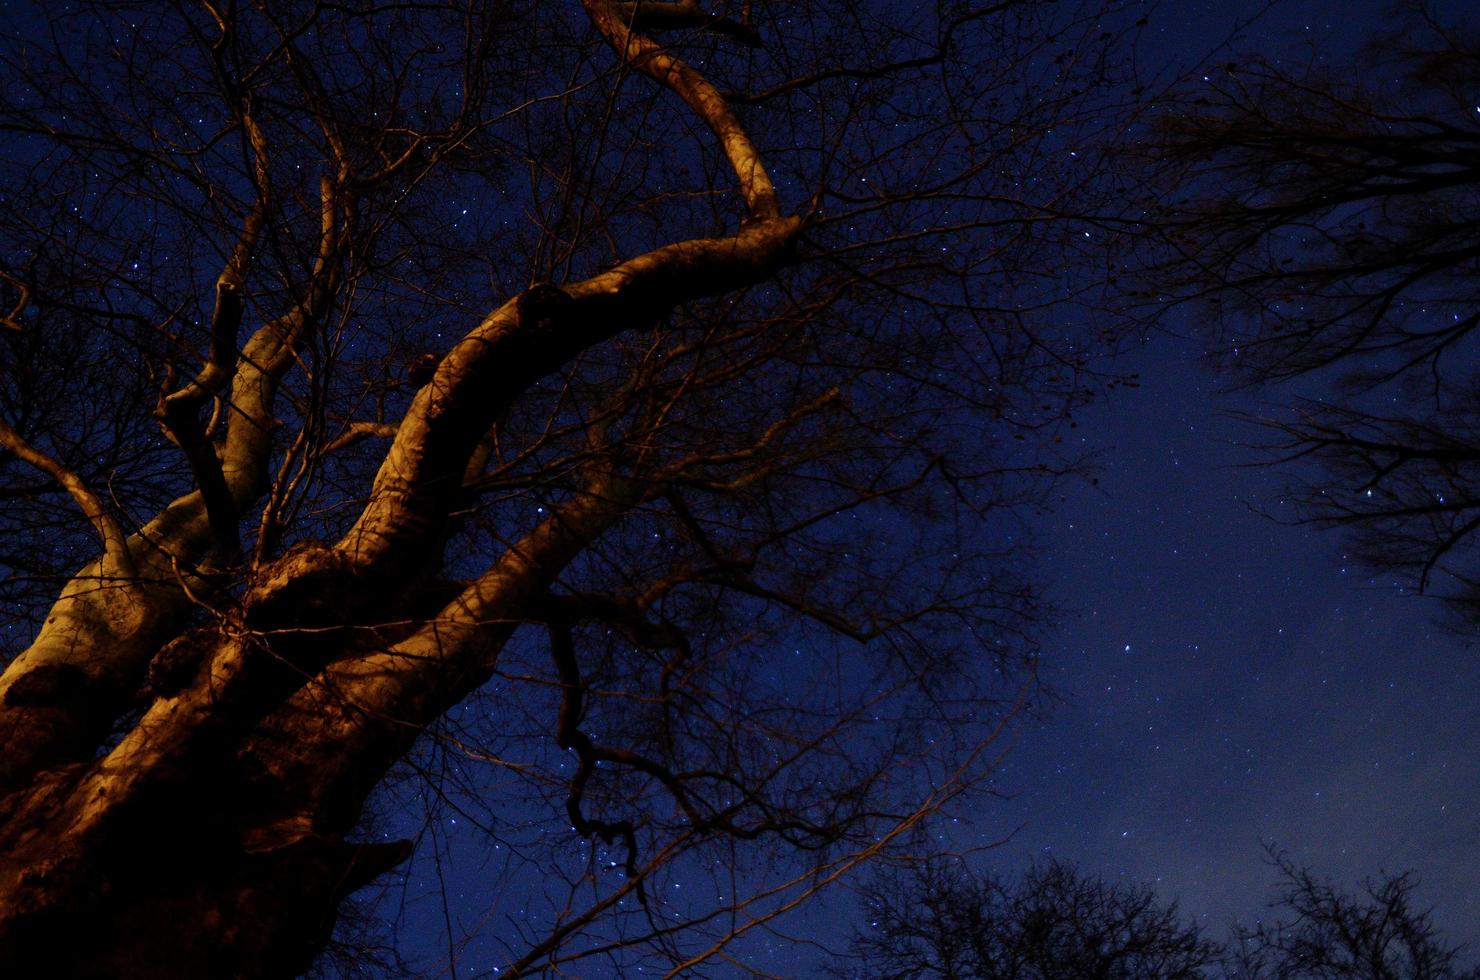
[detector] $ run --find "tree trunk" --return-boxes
[0,566,416,978]
[0,214,802,974]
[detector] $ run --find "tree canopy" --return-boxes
[840,853,1479,980]
[0,1,1137,974]
[1136,5,1480,624]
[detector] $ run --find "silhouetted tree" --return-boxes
[839,857,1221,979]
[1135,4,1480,623]
[0,1,1137,975]
[1226,850,1480,980]
[841,854,1477,980]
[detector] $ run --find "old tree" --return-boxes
[0,1,1128,975]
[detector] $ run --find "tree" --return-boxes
[838,857,1222,979]
[0,1,1136,974]
[1226,851,1480,980]
[1133,4,1480,623]
[839,854,1478,980]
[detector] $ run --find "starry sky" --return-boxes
[375,2,1480,973]
[887,0,1480,963]
[383,378,1480,966]
[387,345,1480,975]
[968,0,1480,954]
[981,327,1480,951]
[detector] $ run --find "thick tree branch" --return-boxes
[157,278,247,559]
[236,469,651,845]
[0,176,349,792]
[338,215,801,573]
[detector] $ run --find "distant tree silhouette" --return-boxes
[839,857,1220,979]
[1136,4,1480,624]
[841,853,1478,980]
[1226,850,1480,980]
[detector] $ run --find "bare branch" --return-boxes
[582,0,781,218]
[0,418,132,576]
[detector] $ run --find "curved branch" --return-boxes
[320,420,399,456]
[0,419,132,577]
[155,4,275,559]
[339,215,801,573]
[547,621,647,905]
[582,0,780,218]
[235,468,652,839]
[0,267,30,332]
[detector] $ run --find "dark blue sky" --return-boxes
[957,0,1480,958]
[984,329,1480,948]
[372,2,1480,974]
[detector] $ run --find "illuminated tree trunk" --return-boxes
[0,206,798,974]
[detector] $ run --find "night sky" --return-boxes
[969,0,1480,957]
[388,342,1480,975]
[381,379,1480,963]
[2,0,1475,975]
[983,328,1480,952]
[885,0,1480,966]
[375,3,1480,974]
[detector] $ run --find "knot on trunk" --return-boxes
[244,542,360,633]
[516,282,573,333]
[145,633,214,698]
